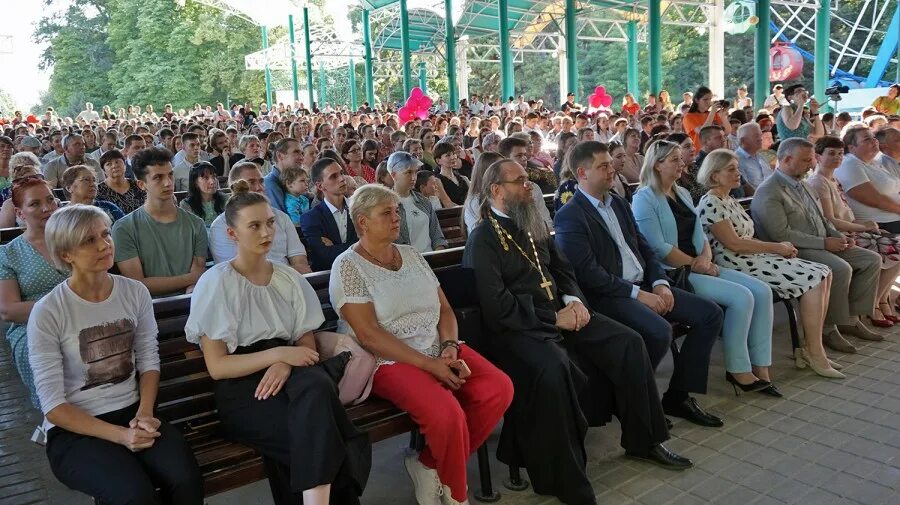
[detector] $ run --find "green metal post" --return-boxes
[419,61,427,94]
[648,0,662,94]
[319,61,327,110]
[288,15,299,102]
[261,26,273,109]
[362,9,376,106]
[303,7,315,109]
[754,0,771,108]
[498,0,514,99]
[814,3,831,102]
[349,59,358,110]
[444,0,458,111]
[626,21,639,97]
[564,0,578,100]
[400,0,413,96]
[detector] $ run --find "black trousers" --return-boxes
[562,314,670,454]
[878,220,900,234]
[592,286,724,395]
[46,402,204,505]
[213,341,371,502]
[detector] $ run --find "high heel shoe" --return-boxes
[758,383,783,397]
[725,372,770,395]
[867,315,894,328]
[797,348,846,379]
[878,303,900,323]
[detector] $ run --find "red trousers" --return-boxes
[372,345,513,502]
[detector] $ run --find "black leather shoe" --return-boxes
[758,383,783,398]
[663,397,724,427]
[626,444,693,470]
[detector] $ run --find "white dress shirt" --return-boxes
[325,198,349,243]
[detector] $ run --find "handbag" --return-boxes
[314,331,377,406]
[668,265,694,293]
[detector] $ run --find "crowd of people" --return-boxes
[0,79,898,505]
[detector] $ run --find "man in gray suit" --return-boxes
[752,138,883,353]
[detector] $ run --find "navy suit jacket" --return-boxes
[299,200,358,271]
[554,189,667,300]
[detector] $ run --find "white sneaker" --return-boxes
[404,453,443,505]
[441,484,470,505]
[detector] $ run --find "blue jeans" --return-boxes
[689,268,773,372]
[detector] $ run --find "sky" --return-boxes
[1,2,51,111]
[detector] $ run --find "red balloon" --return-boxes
[599,94,613,108]
[409,87,425,101]
[420,96,433,110]
[595,86,606,96]
[589,94,602,108]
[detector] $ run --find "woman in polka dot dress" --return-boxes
[696,150,843,379]
[0,177,68,408]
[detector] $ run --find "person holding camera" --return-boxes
[682,86,732,154]
[776,84,826,141]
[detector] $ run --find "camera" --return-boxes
[825,84,849,101]
[716,100,731,108]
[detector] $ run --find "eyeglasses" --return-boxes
[347,147,362,154]
[497,177,533,188]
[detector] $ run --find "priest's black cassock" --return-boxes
[463,211,669,505]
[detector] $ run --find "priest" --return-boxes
[462,158,692,505]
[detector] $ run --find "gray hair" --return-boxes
[237,134,260,153]
[776,137,814,161]
[45,204,111,272]
[697,148,739,188]
[350,184,400,234]
[736,122,761,143]
[10,152,41,171]
[62,133,83,149]
[640,140,680,193]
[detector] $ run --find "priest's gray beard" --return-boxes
[507,194,550,243]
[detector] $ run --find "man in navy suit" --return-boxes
[300,158,358,271]
[555,141,724,428]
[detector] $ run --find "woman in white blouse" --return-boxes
[28,204,203,505]
[330,184,513,505]
[185,182,370,505]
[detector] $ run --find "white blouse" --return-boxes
[329,245,441,363]
[185,262,325,353]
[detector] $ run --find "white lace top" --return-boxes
[329,245,441,365]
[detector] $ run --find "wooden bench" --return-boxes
[96,246,500,504]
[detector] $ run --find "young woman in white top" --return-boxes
[185,181,370,505]
[28,204,203,505]
[330,184,513,505]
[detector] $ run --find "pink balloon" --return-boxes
[589,94,602,108]
[398,106,415,124]
[415,108,430,120]
[407,96,422,109]
[420,96,433,110]
[409,87,424,101]
[595,86,606,95]
[599,94,613,108]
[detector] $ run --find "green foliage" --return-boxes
[0,89,18,116]
[35,0,264,117]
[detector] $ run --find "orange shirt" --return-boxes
[682,111,726,153]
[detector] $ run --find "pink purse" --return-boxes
[314,331,377,405]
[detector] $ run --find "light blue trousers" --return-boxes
[688,268,773,372]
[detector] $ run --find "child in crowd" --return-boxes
[281,166,313,225]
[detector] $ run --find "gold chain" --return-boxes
[489,216,554,300]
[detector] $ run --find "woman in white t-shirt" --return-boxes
[28,204,203,505]
[330,185,513,505]
[185,182,370,505]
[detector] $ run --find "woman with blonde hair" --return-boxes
[696,149,840,378]
[632,141,777,395]
[28,204,203,504]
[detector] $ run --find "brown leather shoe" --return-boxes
[824,329,858,353]
[838,323,885,342]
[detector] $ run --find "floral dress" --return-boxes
[0,236,69,408]
[697,192,830,299]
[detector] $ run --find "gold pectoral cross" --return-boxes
[540,280,554,301]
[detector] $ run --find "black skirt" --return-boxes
[213,338,371,500]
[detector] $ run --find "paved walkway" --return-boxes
[2,318,899,505]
